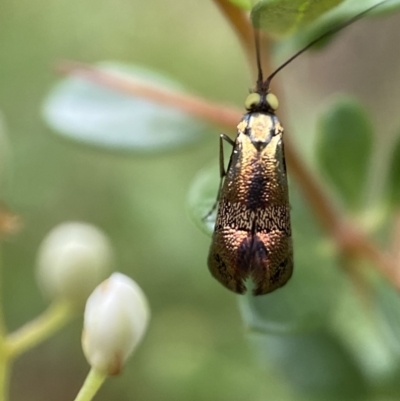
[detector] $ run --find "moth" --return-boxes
[206,1,389,296]
[207,63,291,296]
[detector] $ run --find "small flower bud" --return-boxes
[36,222,113,305]
[82,273,150,375]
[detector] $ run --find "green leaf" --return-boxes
[187,159,222,237]
[227,0,254,10]
[251,0,345,36]
[316,0,400,17]
[387,134,400,206]
[43,62,210,153]
[316,96,374,210]
[239,183,345,334]
[250,329,369,401]
[187,147,236,236]
[274,0,400,53]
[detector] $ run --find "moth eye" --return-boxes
[245,93,261,110]
[266,93,279,110]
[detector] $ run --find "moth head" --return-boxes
[245,91,279,113]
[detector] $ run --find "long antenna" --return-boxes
[263,0,390,88]
[254,29,263,89]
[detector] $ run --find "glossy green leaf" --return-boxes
[43,62,210,153]
[239,183,345,333]
[387,133,400,206]
[250,329,369,401]
[251,0,345,36]
[316,96,373,210]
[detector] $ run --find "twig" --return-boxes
[56,61,241,131]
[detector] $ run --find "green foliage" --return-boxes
[43,63,210,153]
[186,160,220,236]
[251,0,345,36]
[227,0,253,10]
[261,0,400,53]
[316,96,373,210]
[250,330,369,401]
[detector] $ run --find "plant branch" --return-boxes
[73,368,106,401]
[56,61,241,131]
[6,300,75,359]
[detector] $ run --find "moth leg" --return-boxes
[203,134,235,220]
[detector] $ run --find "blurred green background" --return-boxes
[2,0,400,400]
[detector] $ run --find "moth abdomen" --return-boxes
[208,195,293,295]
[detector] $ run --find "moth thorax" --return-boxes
[247,113,276,146]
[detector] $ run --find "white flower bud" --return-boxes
[82,273,150,375]
[36,222,113,305]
